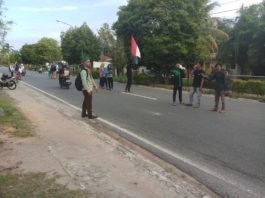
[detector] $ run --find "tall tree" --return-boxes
[113,0,214,75]
[98,23,115,56]
[20,38,61,64]
[61,23,101,64]
[218,1,265,75]
[20,44,37,64]
[0,0,13,62]
[111,39,128,75]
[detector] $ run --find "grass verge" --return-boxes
[0,91,34,137]
[151,84,265,102]
[0,172,91,198]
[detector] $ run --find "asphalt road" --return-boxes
[1,67,265,198]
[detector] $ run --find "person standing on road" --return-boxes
[80,56,98,119]
[204,63,227,113]
[107,65,113,90]
[171,63,186,105]
[185,61,204,108]
[125,61,133,92]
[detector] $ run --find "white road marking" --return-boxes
[151,112,161,116]
[122,92,157,101]
[21,81,258,197]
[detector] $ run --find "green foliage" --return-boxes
[111,39,128,75]
[0,54,9,65]
[61,23,101,64]
[0,1,13,49]
[115,74,127,83]
[20,38,61,64]
[0,173,91,197]
[113,0,212,72]
[0,92,34,137]
[218,1,265,75]
[98,23,115,56]
[231,80,265,95]
[133,73,155,85]
[92,69,99,79]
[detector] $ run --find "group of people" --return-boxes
[9,62,25,80]
[79,55,229,120]
[47,63,59,79]
[99,64,114,90]
[171,61,228,113]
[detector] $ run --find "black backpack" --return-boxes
[75,69,88,91]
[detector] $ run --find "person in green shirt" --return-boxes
[81,56,98,119]
[171,63,186,105]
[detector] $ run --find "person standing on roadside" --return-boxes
[80,56,98,119]
[125,60,133,92]
[107,65,114,90]
[185,61,204,108]
[204,63,227,113]
[171,63,186,105]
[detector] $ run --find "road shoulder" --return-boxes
[1,83,218,198]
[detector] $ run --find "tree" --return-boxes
[98,23,115,56]
[20,38,61,64]
[111,39,128,75]
[218,1,265,75]
[61,23,101,64]
[0,0,13,63]
[206,17,229,55]
[113,0,214,77]
[20,44,38,64]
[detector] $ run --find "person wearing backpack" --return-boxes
[80,56,98,119]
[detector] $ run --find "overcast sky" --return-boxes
[4,0,263,50]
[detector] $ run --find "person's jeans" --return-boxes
[189,87,202,106]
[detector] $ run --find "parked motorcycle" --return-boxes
[0,74,17,90]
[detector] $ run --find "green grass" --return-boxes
[145,83,265,102]
[0,172,91,198]
[0,92,34,137]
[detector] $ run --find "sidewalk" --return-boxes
[1,83,218,198]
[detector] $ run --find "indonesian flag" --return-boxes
[131,36,141,58]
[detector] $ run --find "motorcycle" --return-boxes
[0,74,17,90]
[59,68,71,89]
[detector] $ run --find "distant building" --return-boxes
[99,54,112,62]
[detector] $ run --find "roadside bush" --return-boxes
[133,73,155,85]
[115,74,127,83]
[231,80,265,95]
[92,69,99,79]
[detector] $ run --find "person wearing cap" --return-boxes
[80,55,98,119]
[171,63,186,105]
[185,61,205,108]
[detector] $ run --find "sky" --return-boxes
[3,0,263,50]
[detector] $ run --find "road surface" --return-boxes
[1,67,265,198]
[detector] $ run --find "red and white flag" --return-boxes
[131,36,141,58]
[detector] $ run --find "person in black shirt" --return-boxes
[125,61,133,92]
[186,62,204,108]
[205,63,227,113]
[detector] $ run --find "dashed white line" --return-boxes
[122,92,158,101]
